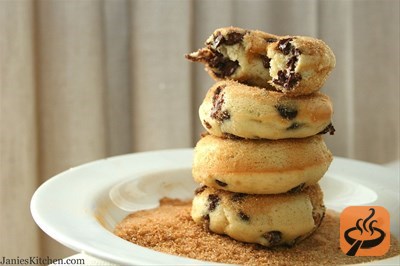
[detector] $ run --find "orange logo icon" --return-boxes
[340,206,390,256]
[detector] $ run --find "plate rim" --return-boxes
[30,148,400,265]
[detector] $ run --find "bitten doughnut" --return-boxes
[191,185,326,247]
[200,80,335,140]
[192,134,332,194]
[186,27,335,96]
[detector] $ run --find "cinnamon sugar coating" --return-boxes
[114,199,399,265]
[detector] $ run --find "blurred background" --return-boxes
[1,0,399,261]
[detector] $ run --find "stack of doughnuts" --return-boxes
[186,27,335,247]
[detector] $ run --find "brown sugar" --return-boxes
[114,198,400,265]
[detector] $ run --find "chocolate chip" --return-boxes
[220,60,240,77]
[287,122,301,130]
[203,120,212,129]
[211,86,230,122]
[318,123,336,135]
[260,55,271,69]
[274,70,287,86]
[262,231,282,246]
[211,90,224,114]
[286,72,302,88]
[194,185,207,195]
[224,32,244,45]
[286,55,298,71]
[273,70,302,89]
[275,105,298,120]
[266,37,278,43]
[231,193,247,202]
[273,38,303,89]
[215,179,228,187]
[185,48,224,72]
[214,85,224,96]
[207,51,225,68]
[206,50,239,77]
[277,38,293,55]
[221,110,231,120]
[238,211,250,222]
[287,183,305,193]
[212,32,224,49]
[211,31,244,49]
[286,48,301,73]
[206,31,243,77]
[199,48,239,78]
[293,48,301,56]
[207,194,220,212]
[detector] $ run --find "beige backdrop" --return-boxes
[1,0,399,260]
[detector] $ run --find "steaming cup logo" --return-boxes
[340,206,390,256]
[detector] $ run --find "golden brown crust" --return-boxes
[191,185,325,247]
[192,134,333,194]
[200,80,334,139]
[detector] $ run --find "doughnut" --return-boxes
[199,80,335,140]
[192,134,333,194]
[191,184,326,247]
[186,27,335,96]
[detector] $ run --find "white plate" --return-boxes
[31,149,400,265]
